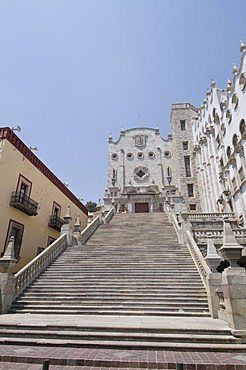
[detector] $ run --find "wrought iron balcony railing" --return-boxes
[48,215,64,231]
[10,191,38,216]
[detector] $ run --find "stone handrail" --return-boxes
[81,216,101,244]
[182,212,235,221]
[186,230,211,287]
[104,207,115,224]
[171,214,182,244]
[194,228,246,244]
[14,233,67,299]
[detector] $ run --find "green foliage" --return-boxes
[85,201,97,212]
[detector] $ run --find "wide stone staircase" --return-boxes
[10,213,209,316]
[1,212,245,351]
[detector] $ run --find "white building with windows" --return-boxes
[104,41,246,224]
[193,41,246,225]
[104,103,201,213]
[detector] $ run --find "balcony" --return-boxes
[10,191,38,216]
[48,215,64,231]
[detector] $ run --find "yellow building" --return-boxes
[0,127,88,272]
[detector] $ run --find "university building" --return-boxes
[0,127,88,272]
[104,41,246,226]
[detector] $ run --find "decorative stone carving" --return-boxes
[219,217,244,267]
[133,134,148,147]
[205,233,221,272]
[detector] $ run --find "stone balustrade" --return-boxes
[193,228,246,246]
[182,212,235,221]
[14,233,67,299]
[104,207,115,224]
[171,214,182,244]
[81,216,101,244]
[186,230,211,286]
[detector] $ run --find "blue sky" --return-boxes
[0,0,245,205]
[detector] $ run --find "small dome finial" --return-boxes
[232,63,239,74]
[211,79,216,88]
[240,40,246,52]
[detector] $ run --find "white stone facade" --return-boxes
[193,42,246,225]
[104,105,201,213]
[105,42,246,221]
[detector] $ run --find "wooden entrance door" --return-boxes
[135,203,149,213]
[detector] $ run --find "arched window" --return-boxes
[232,134,238,148]
[226,109,232,124]
[227,146,232,158]
[240,119,246,137]
[239,72,246,91]
[232,93,239,109]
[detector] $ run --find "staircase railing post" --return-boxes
[73,214,82,245]
[60,205,73,246]
[219,217,246,338]
[0,236,17,313]
[180,213,191,243]
[204,233,222,318]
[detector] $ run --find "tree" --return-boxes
[85,201,97,213]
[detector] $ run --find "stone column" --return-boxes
[219,217,246,336]
[180,213,191,243]
[0,236,17,314]
[60,205,73,246]
[73,214,82,245]
[204,234,222,318]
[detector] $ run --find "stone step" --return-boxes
[9,308,211,316]
[21,292,207,298]
[29,283,206,289]
[0,328,240,344]
[10,303,209,311]
[2,337,242,351]
[14,298,209,306]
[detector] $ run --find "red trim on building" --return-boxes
[2,219,25,257]
[0,127,88,215]
[16,174,32,196]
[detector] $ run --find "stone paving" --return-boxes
[0,345,246,369]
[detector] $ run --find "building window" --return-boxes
[48,202,64,231]
[17,174,32,199]
[184,156,191,177]
[187,184,194,197]
[47,237,56,246]
[239,167,245,182]
[164,151,171,158]
[10,174,38,216]
[182,141,188,150]
[37,246,45,255]
[52,202,61,219]
[136,170,145,178]
[111,153,118,160]
[227,146,232,159]
[216,134,221,149]
[3,220,24,260]
[180,120,186,130]
[112,169,117,180]
[219,157,224,169]
[127,153,133,160]
[232,177,237,191]
[240,119,246,137]
[189,204,197,211]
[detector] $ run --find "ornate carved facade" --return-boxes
[104,42,246,223]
